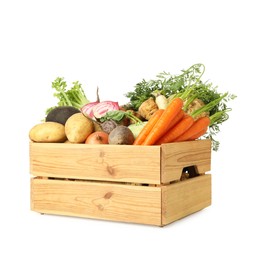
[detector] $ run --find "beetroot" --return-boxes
[81,101,120,120]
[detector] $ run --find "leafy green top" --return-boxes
[124,63,236,151]
[46,77,89,115]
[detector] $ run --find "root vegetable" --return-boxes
[186,98,209,119]
[128,121,148,139]
[138,97,158,120]
[65,113,94,143]
[85,131,109,144]
[152,91,168,109]
[80,86,101,119]
[93,121,102,132]
[29,122,67,143]
[81,101,120,120]
[101,120,118,134]
[142,97,184,145]
[155,114,194,144]
[188,127,208,140]
[108,125,135,145]
[174,116,210,142]
[133,109,164,145]
[80,101,99,119]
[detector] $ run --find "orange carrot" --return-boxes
[133,109,164,145]
[167,109,185,130]
[155,114,194,145]
[188,127,208,141]
[174,116,210,142]
[142,97,183,145]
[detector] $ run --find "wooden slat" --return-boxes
[161,174,211,226]
[30,142,161,184]
[160,139,211,183]
[31,178,162,226]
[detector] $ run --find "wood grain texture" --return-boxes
[30,143,161,184]
[30,140,211,185]
[30,140,212,226]
[160,139,211,183]
[31,178,162,226]
[161,174,211,225]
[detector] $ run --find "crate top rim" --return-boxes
[29,139,211,150]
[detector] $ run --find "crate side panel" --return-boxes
[161,140,211,183]
[162,174,211,225]
[30,142,161,184]
[31,178,162,226]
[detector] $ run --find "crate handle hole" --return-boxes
[181,166,199,180]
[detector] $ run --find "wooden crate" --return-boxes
[30,139,212,226]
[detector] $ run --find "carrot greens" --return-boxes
[125,63,205,110]
[125,63,236,151]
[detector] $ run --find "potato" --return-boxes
[93,120,103,132]
[65,113,94,143]
[29,122,67,143]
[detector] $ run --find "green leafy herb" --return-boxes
[100,110,142,124]
[46,77,90,115]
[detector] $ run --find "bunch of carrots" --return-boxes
[133,93,227,146]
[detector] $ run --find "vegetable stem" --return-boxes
[209,108,231,125]
[46,77,90,115]
[100,110,142,124]
[190,92,228,118]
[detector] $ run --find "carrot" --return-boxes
[188,127,208,141]
[133,109,164,145]
[142,97,184,145]
[167,109,185,130]
[155,114,194,145]
[174,116,210,142]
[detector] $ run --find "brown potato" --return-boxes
[29,122,67,143]
[65,113,94,143]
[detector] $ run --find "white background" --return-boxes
[1,0,259,259]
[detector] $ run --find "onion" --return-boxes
[93,101,120,119]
